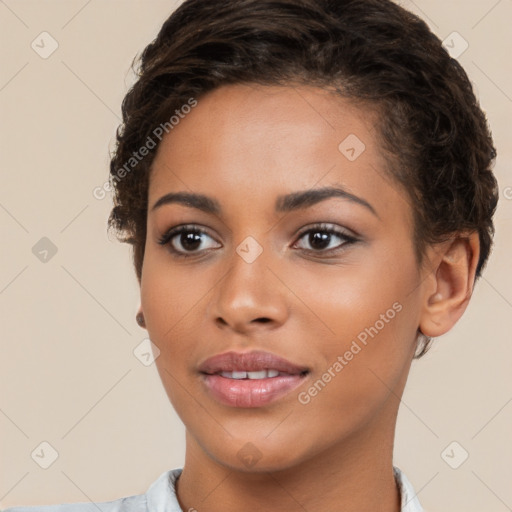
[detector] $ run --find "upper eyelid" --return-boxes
[295,223,355,237]
[160,224,219,243]
[162,222,352,239]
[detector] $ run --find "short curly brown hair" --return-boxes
[107,0,498,357]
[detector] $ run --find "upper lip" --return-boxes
[198,350,309,375]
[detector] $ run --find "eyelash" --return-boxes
[157,223,359,259]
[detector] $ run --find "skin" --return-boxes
[138,84,479,512]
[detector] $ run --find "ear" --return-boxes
[419,232,480,338]
[135,305,146,328]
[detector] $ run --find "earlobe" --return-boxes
[136,308,146,328]
[419,232,480,338]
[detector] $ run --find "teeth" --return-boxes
[247,370,267,379]
[219,369,283,380]
[231,371,247,379]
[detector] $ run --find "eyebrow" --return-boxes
[151,186,379,219]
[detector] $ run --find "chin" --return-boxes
[200,434,312,474]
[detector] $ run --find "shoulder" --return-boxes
[2,468,183,512]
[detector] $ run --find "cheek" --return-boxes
[290,247,416,339]
[141,249,208,341]
[141,258,205,414]
[293,304,416,445]
[294,246,419,394]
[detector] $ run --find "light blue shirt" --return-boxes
[3,466,424,511]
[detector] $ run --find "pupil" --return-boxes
[310,231,330,250]
[181,232,202,251]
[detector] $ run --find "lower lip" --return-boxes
[201,373,308,408]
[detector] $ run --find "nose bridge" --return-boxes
[210,238,288,331]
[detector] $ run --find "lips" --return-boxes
[198,350,310,408]
[198,350,309,376]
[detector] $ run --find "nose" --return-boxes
[208,247,289,335]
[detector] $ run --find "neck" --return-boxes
[175,411,401,512]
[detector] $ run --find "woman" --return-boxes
[5,0,498,510]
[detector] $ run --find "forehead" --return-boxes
[148,84,411,225]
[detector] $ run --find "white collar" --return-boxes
[145,466,424,511]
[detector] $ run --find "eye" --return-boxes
[158,225,220,257]
[293,223,358,255]
[158,222,358,259]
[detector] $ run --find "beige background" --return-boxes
[1,0,511,510]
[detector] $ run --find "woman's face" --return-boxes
[141,84,427,471]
